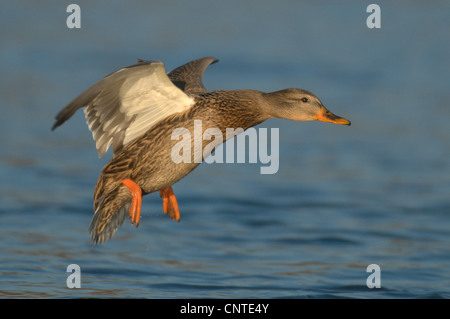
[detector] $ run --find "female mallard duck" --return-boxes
[53,56,350,244]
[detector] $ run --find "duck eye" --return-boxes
[301,97,308,103]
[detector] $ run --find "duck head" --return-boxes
[263,88,351,126]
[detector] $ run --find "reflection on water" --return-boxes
[0,1,449,298]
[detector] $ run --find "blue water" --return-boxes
[1,1,449,298]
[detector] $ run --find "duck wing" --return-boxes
[168,56,218,95]
[52,60,195,158]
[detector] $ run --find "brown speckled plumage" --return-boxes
[53,57,350,244]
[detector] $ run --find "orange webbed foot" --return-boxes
[121,179,142,227]
[159,187,180,222]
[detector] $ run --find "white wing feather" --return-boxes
[83,61,195,157]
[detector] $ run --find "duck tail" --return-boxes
[88,179,132,245]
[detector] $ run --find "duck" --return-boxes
[52,56,351,244]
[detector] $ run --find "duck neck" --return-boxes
[196,90,269,133]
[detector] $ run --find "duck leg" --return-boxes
[159,187,181,222]
[121,179,142,226]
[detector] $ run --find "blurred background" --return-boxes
[0,0,449,298]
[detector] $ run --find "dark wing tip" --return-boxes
[168,56,219,95]
[51,116,64,131]
[209,56,219,64]
[198,56,219,67]
[51,113,67,131]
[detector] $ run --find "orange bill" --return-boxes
[314,105,351,126]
